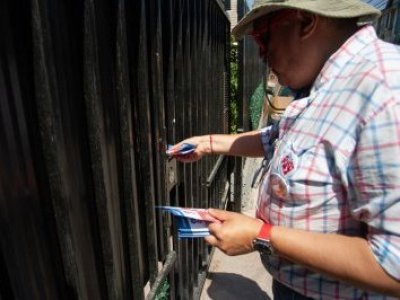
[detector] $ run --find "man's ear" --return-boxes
[296,11,318,41]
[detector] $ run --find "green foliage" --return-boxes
[155,279,169,300]
[230,35,239,133]
[249,82,264,129]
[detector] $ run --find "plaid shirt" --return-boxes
[258,25,400,299]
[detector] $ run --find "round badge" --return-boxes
[269,173,289,199]
[279,151,297,177]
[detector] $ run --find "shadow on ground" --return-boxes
[204,272,272,300]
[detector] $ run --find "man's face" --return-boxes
[251,10,303,89]
[251,10,296,58]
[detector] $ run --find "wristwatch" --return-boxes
[252,222,274,256]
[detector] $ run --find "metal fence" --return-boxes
[376,1,400,44]
[231,0,266,211]
[237,1,266,133]
[0,0,234,299]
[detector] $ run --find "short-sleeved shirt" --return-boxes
[258,25,400,299]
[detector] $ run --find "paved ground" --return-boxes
[200,158,274,300]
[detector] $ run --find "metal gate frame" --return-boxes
[0,0,234,299]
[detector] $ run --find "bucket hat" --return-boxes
[232,0,381,39]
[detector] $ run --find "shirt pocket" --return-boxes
[285,140,345,206]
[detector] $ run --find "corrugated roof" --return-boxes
[246,0,254,6]
[245,0,388,10]
[362,0,388,10]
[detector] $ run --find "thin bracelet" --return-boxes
[209,134,213,154]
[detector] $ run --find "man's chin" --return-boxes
[276,76,295,90]
[276,77,288,87]
[274,71,285,84]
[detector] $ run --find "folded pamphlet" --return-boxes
[166,143,196,157]
[158,206,220,238]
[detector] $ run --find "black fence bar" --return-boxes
[0,0,233,299]
[231,0,266,213]
[237,1,266,133]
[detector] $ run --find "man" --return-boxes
[169,0,400,298]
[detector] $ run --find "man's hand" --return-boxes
[204,209,264,256]
[167,136,211,163]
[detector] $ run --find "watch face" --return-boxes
[253,238,273,255]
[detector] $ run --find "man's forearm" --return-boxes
[210,130,264,157]
[271,226,400,297]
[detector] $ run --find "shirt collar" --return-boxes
[312,25,378,92]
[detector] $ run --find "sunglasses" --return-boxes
[250,10,297,54]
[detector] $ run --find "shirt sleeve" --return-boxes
[349,99,400,280]
[260,122,279,158]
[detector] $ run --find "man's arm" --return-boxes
[272,225,400,297]
[170,130,265,162]
[210,130,265,157]
[205,209,400,298]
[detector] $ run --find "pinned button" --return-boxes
[269,173,289,199]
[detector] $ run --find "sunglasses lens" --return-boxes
[253,32,269,54]
[252,9,296,53]
[260,32,269,47]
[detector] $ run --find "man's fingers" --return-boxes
[204,234,218,246]
[174,153,199,163]
[208,221,222,235]
[207,208,231,221]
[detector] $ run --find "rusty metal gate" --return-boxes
[0,0,234,299]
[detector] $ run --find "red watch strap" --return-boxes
[257,222,272,240]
